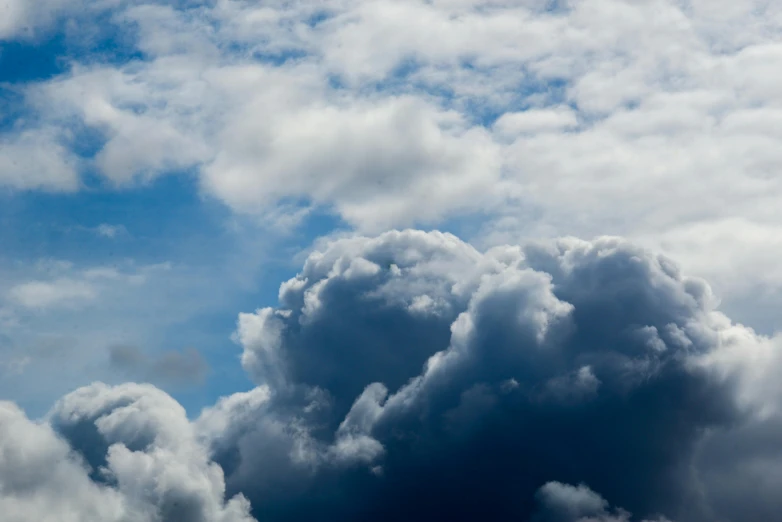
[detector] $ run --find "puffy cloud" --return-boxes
[0,383,255,522]
[6,0,782,319]
[48,382,256,522]
[203,230,782,521]
[0,400,126,522]
[3,230,782,521]
[202,95,501,231]
[7,0,782,294]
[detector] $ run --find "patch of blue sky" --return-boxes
[305,9,333,28]
[0,86,26,132]
[0,170,354,417]
[362,57,459,107]
[0,35,70,83]
[366,57,574,129]
[0,11,143,85]
[0,174,224,266]
[463,69,572,128]
[218,39,312,66]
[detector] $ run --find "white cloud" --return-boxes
[0,401,127,522]
[0,0,70,41]
[202,94,501,231]
[4,0,782,324]
[0,129,80,192]
[0,0,29,40]
[0,383,257,522]
[9,279,97,310]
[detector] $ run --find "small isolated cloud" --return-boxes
[94,224,127,239]
[108,345,208,387]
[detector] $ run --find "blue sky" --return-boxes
[4,2,782,521]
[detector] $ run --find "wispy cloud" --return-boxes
[9,278,97,310]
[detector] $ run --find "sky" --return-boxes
[2,1,782,521]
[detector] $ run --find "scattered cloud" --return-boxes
[3,0,782,311]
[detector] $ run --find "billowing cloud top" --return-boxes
[4,230,782,521]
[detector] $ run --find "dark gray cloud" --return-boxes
[198,231,777,521]
[2,230,782,521]
[108,344,208,387]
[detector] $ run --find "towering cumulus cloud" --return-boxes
[3,230,782,521]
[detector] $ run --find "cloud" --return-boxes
[0,129,80,192]
[5,262,151,311]
[38,382,254,522]
[0,0,68,41]
[4,0,782,323]
[94,224,127,239]
[202,95,501,231]
[0,400,127,522]
[534,482,671,522]
[9,278,97,310]
[3,0,782,519]
[108,345,208,387]
[2,230,782,520]
[201,230,782,521]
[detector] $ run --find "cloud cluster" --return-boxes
[4,0,782,321]
[220,230,752,521]
[5,230,780,520]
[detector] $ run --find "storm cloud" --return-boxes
[3,230,782,521]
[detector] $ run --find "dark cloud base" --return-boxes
[1,230,780,522]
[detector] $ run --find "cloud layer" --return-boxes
[4,0,782,328]
[3,230,782,521]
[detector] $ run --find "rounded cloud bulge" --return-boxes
[5,230,782,521]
